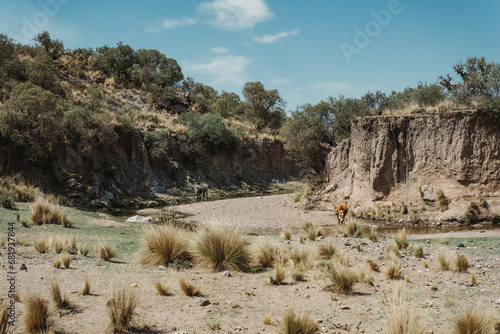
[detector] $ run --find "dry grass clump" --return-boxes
[394,228,409,249]
[50,282,72,309]
[254,237,278,268]
[107,287,138,333]
[413,245,424,258]
[80,277,91,296]
[341,217,362,237]
[192,226,250,272]
[454,307,494,334]
[366,258,380,272]
[422,259,429,268]
[263,313,272,325]
[282,228,292,241]
[366,227,378,242]
[292,270,305,282]
[179,279,201,297]
[270,262,286,285]
[302,222,322,241]
[137,225,191,266]
[96,241,117,262]
[62,254,71,268]
[290,246,313,270]
[317,240,336,260]
[24,294,54,334]
[438,249,451,270]
[0,301,12,334]
[30,196,73,227]
[385,261,403,280]
[454,253,470,273]
[436,189,450,211]
[34,237,49,253]
[385,290,427,334]
[470,272,478,285]
[53,257,62,269]
[388,240,400,257]
[325,262,357,294]
[279,308,319,334]
[155,282,171,296]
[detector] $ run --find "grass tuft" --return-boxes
[31,196,73,226]
[155,282,171,296]
[0,301,12,334]
[96,241,117,262]
[385,290,427,334]
[385,261,403,280]
[325,262,357,294]
[436,189,450,211]
[366,258,380,272]
[341,217,362,237]
[192,226,250,272]
[137,225,191,266]
[394,228,409,249]
[62,254,71,269]
[34,237,49,253]
[283,228,292,241]
[50,282,71,309]
[302,222,322,241]
[413,246,424,258]
[454,253,470,273]
[254,237,278,268]
[270,262,286,285]
[179,278,201,297]
[108,287,138,333]
[263,314,272,325]
[317,240,336,260]
[80,277,91,296]
[24,294,53,334]
[279,308,319,334]
[366,227,378,242]
[454,307,494,334]
[438,249,451,270]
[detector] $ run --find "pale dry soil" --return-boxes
[1,194,500,334]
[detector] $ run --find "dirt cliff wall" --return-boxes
[315,111,500,223]
[0,130,296,206]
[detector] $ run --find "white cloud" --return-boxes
[198,0,274,30]
[254,29,299,44]
[210,46,230,54]
[145,17,197,33]
[184,55,252,85]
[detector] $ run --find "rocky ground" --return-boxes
[1,194,499,334]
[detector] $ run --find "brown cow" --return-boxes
[335,202,348,225]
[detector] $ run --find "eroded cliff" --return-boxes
[315,111,500,224]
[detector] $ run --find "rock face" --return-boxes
[315,111,500,222]
[0,129,296,206]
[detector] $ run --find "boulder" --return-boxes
[126,215,153,223]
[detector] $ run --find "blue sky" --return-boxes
[1,0,500,111]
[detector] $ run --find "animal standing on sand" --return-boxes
[196,186,208,201]
[336,202,348,225]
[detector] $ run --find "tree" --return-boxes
[440,56,500,105]
[242,81,286,131]
[328,95,370,143]
[34,31,64,60]
[0,34,15,66]
[0,82,64,162]
[214,91,245,118]
[132,49,183,88]
[26,53,59,91]
[281,102,335,171]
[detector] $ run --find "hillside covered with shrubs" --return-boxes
[0,31,499,206]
